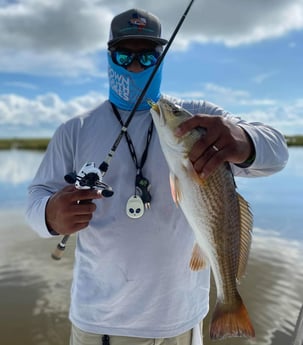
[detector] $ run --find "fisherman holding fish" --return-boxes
[26,8,288,345]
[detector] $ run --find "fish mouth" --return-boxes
[148,99,160,115]
[148,99,166,126]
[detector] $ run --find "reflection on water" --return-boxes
[0,149,43,185]
[203,229,303,345]
[0,211,302,345]
[0,149,45,208]
[0,209,75,345]
[0,266,69,345]
[0,148,302,345]
[235,147,303,242]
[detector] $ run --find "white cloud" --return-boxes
[1,87,302,137]
[0,0,111,53]
[185,0,303,47]
[203,83,277,107]
[1,49,103,78]
[239,103,303,135]
[0,1,303,137]
[203,84,303,134]
[0,0,303,75]
[166,83,303,134]
[0,92,106,137]
[0,0,113,76]
[252,72,277,84]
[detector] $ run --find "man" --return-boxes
[26,8,289,345]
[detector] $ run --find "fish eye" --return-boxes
[172,110,179,115]
[172,105,182,115]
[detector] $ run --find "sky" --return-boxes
[0,0,303,138]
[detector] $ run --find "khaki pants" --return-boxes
[70,323,203,345]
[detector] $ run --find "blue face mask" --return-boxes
[107,53,163,111]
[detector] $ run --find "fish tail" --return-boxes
[210,292,255,340]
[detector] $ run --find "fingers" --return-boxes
[175,114,216,139]
[68,212,95,232]
[63,185,103,202]
[175,115,225,177]
[191,142,226,178]
[74,201,97,215]
[46,186,102,235]
[175,114,253,178]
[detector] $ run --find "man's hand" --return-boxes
[46,185,103,235]
[175,114,254,178]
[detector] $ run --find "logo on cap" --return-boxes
[128,13,147,30]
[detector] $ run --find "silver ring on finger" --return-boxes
[212,144,219,152]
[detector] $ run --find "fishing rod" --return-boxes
[51,234,70,260]
[51,0,196,260]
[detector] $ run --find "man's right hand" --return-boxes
[45,185,103,235]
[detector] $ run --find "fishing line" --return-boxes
[51,0,195,260]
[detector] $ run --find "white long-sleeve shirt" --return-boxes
[26,96,288,338]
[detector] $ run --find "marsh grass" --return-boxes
[285,135,303,146]
[0,135,302,151]
[0,138,50,151]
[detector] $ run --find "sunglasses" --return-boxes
[110,50,160,68]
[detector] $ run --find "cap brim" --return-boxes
[108,35,168,48]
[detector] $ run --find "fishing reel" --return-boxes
[64,162,114,197]
[52,162,113,261]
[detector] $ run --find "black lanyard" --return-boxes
[110,102,154,176]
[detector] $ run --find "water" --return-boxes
[0,148,302,345]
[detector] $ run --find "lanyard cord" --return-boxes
[52,0,196,260]
[110,102,154,175]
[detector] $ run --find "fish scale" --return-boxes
[199,166,241,300]
[150,97,255,340]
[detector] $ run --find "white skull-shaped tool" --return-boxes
[126,195,144,219]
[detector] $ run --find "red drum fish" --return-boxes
[150,98,255,340]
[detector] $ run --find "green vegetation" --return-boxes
[285,135,303,146]
[0,138,50,151]
[0,135,302,151]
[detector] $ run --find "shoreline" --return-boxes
[0,135,303,150]
[0,138,50,151]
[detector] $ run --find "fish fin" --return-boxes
[181,159,206,186]
[189,243,207,271]
[237,193,253,280]
[169,172,182,206]
[210,291,255,340]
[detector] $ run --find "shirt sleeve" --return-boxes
[25,122,75,238]
[232,121,289,177]
[201,100,289,177]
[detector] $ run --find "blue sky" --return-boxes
[1,0,303,138]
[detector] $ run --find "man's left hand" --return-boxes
[175,114,254,178]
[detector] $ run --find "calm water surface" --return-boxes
[0,148,302,345]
